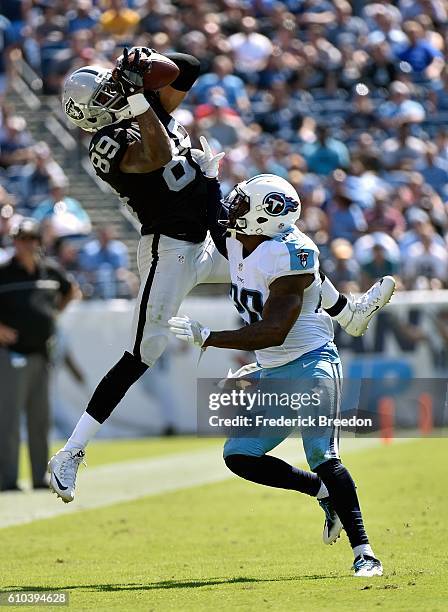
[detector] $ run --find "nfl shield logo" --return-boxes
[298,251,309,268]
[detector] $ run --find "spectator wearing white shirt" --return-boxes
[378,81,426,130]
[365,3,407,53]
[192,56,249,112]
[228,16,273,74]
[403,224,448,289]
[381,122,427,169]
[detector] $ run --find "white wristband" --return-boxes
[128,93,150,117]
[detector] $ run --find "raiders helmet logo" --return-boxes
[65,97,84,121]
[298,251,309,268]
[263,192,299,217]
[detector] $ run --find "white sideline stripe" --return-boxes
[0,437,388,529]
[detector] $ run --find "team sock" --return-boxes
[315,458,370,550]
[63,412,101,451]
[86,351,148,423]
[63,351,148,450]
[320,273,341,310]
[353,544,375,559]
[224,454,325,497]
[320,274,349,320]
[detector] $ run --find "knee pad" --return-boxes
[139,331,169,367]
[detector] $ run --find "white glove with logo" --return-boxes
[168,315,211,347]
[190,136,225,178]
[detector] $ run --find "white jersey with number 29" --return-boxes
[226,227,334,368]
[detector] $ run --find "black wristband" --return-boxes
[164,52,200,92]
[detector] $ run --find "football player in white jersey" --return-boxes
[169,172,391,578]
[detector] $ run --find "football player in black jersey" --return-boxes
[49,47,228,502]
[49,47,394,503]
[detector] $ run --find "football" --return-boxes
[113,50,180,92]
[143,52,180,90]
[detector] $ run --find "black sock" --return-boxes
[225,454,322,497]
[319,272,348,317]
[315,458,369,548]
[86,351,148,423]
[325,294,348,317]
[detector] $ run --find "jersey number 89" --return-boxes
[91,135,196,192]
[90,136,120,173]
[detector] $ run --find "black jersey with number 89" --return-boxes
[88,92,208,243]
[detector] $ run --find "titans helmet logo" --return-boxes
[263,192,299,217]
[65,97,84,121]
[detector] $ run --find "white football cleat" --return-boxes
[318,497,343,545]
[353,554,384,577]
[340,276,395,337]
[48,448,86,503]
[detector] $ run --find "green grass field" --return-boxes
[2,437,447,611]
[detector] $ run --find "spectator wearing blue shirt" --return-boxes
[302,125,350,175]
[0,115,34,167]
[397,21,444,77]
[420,143,448,199]
[328,0,368,47]
[33,184,91,237]
[361,243,399,290]
[66,0,99,34]
[399,0,447,23]
[79,225,132,299]
[327,182,367,243]
[80,225,128,270]
[192,56,249,113]
[0,15,13,95]
[429,66,448,110]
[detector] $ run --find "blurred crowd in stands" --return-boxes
[0,107,136,298]
[1,0,448,294]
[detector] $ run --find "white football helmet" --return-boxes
[222,174,301,237]
[62,66,133,132]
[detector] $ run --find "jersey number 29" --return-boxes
[230,284,263,324]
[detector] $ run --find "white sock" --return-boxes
[353,544,375,559]
[316,482,329,499]
[63,412,102,451]
[320,275,340,310]
[334,301,353,326]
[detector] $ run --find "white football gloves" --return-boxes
[217,362,262,390]
[168,315,211,347]
[190,136,225,178]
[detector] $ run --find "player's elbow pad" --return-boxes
[164,53,201,91]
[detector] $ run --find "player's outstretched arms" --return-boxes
[158,53,200,113]
[114,48,172,174]
[169,274,314,351]
[205,274,313,350]
[120,103,172,173]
